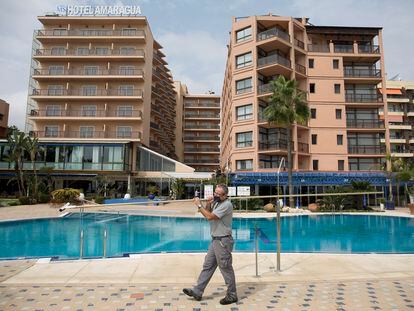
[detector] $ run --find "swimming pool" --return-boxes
[0,213,413,259]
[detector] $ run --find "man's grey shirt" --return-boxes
[210,199,233,237]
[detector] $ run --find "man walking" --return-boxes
[182,184,238,305]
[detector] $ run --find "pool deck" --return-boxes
[0,203,413,310]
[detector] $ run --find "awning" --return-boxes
[379,88,402,94]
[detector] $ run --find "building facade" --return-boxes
[0,99,9,138]
[221,14,389,174]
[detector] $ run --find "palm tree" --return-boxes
[24,136,40,200]
[6,129,27,196]
[263,75,309,208]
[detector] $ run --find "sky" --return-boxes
[0,0,413,130]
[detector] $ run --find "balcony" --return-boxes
[257,83,273,95]
[32,131,142,140]
[307,44,330,53]
[29,109,142,119]
[32,68,144,78]
[346,119,385,129]
[184,147,220,153]
[184,112,220,119]
[259,141,292,151]
[358,45,380,54]
[257,27,290,42]
[348,145,385,154]
[345,93,383,103]
[388,122,412,130]
[35,29,145,38]
[184,102,220,108]
[258,54,291,69]
[184,158,220,164]
[294,38,305,49]
[34,48,145,58]
[297,142,309,153]
[344,68,381,78]
[31,89,143,99]
[334,44,354,53]
[184,124,220,130]
[183,136,219,141]
[295,63,306,75]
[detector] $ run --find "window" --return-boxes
[84,66,98,75]
[117,106,133,117]
[337,134,343,145]
[47,85,64,95]
[236,52,252,68]
[82,85,97,96]
[310,83,315,93]
[311,134,317,145]
[336,109,342,119]
[119,85,134,96]
[95,47,109,55]
[338,160,345,171]
[311,108,316,119]
[81,105,97,117]
[334,84,341,94]
[46,105,61,116]
[117,126,132,138]
[309,58,314,68]
[333,59,339,69]
[236,131,253,148]
[313,159,319,171]
[76,47,89,55]
[236,27,252,43]
[236,104,253,120]
[51,47,65,56]
[236,77,252,94]
[79,126,94,138]
[120,46,136,55]
[122,28,137,36]
[236,159,253,170]
[119,66,135,75]
[45,126,59,137]
[52,28,67,36]
[48,66,64,75]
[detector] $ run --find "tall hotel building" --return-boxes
[221,14,389,178]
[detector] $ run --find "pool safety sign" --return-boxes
[228,187,236,197]
[237,186,250,196]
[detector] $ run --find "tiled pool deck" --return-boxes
[0,203,413,310]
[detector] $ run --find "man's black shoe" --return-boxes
[182,288,202,301]
[220,295,238,305]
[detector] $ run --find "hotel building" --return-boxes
[221,14,389,176]
[0,99,9,138]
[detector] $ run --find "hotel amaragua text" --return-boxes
[56,5,142,16]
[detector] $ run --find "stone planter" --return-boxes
[308,203,318,212]
[263,203,275,212]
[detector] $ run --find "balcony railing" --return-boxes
[183,136,219,141]
[30,109,142,118]
[345,93,383,103]
[348,145,385,154]
[334,44,354,53]
[358,45,380,54]
[346,119,385,128]
[184,102,220,108]
[35,29,145,37]
[258,141,292,151]
[184,124,220,129]
[257,83,273,95]
[294,38,305,49]
[184,147,220,152]
[295,63,306,75]
[31,89,143,97]
[33,131,142,139]
[184,112,220,118]
[33,68,144,77]
[34,48,145,57]
[298,142,309,153]
[344,68,381,78]
[184,159,220,164]
[257,27,290,42]
[307,44,330,52]
[258,54,291,68]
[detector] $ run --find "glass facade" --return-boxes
[136,147,175,172]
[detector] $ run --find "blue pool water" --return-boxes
[0,213,413,259]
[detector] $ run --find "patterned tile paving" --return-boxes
[0,279,413,311]
[0,260,35,282]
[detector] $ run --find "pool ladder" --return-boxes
[79,228,108,259]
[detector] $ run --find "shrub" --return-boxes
[7,200,20,206]
[233,198,264,211]
[51,188,81,204]
[94,196,106,204]
[38,193,51,204]
[18,196,32,205]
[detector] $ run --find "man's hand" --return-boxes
[193,197,202,208]
[207,196,214,204]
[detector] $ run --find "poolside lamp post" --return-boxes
[276,157,285,272]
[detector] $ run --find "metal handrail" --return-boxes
[33,68,144,76]
[35,48,145,57]
[344,68,381,77]
[346,119,385,128]
[258,54,291,68]
[257,27,290,42]
[36,29,145,37]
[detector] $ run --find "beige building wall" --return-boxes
[0,99,9,138]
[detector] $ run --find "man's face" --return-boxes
[214,187,226,202]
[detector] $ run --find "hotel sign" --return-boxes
[56,5,142,16]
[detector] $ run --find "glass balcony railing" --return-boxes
[344,68,381,78]
[345,93,383,103]
[184,124,220,129]
[33,68,144,77]
[258,54,291,68]
[31,89,143,97]
[183,136,219,141]
[257,83,273,95]
[358,45,380,54]
[34,48,145,57]
[184,112,220,118]
[307,44,330,52]
[258,141,293,151]
[334,44,354,53]
[35,29,145,37]
[257,27,290,42]
[32,131,142,139]
[346,119,385,128]
[348,145,385,154]
[184,147,220,152]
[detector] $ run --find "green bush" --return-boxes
[7,200,20,206]
[232,198,264,211]
[51,188,81,204]
[38,193,51,204]
[18,196,32,205]
[94,196,106,204]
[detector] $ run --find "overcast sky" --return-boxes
[0,0,413,130]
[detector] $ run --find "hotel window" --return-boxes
[236,26,252,43]
[76,47,89,55]
[117,126,132,138]
[50,46,66,56]
[47,85,64,95]
[82,85,97,96]
[336,109,342,119]
[236,131,253,148]
[45,126,59,137]
[338,160,345,171]
[119,66,135,75]
[309,59,314,68]
[236,77,252,94]
[236,104,253,120]
[117,106,133,117]
[236,159,253,171]
[119,85,134,96]
[46,105,61,116]
[52,28,67,36]
[337,134,343,145]
[334,84,341,94]
[120,46,136,55]
[310,83,315,93]
[310,108,316,119]
[313,159,319,171]
[333,59,339,69]
[48,66,64,75]
[80,126,94,138]
[84,66,98,75]
[95,47,109,55]
[81,105,97,117]
[311,134,317,145]
[122,28,138,36]
[236,52,252,68]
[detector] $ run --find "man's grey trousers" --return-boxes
[193,236,237,298]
